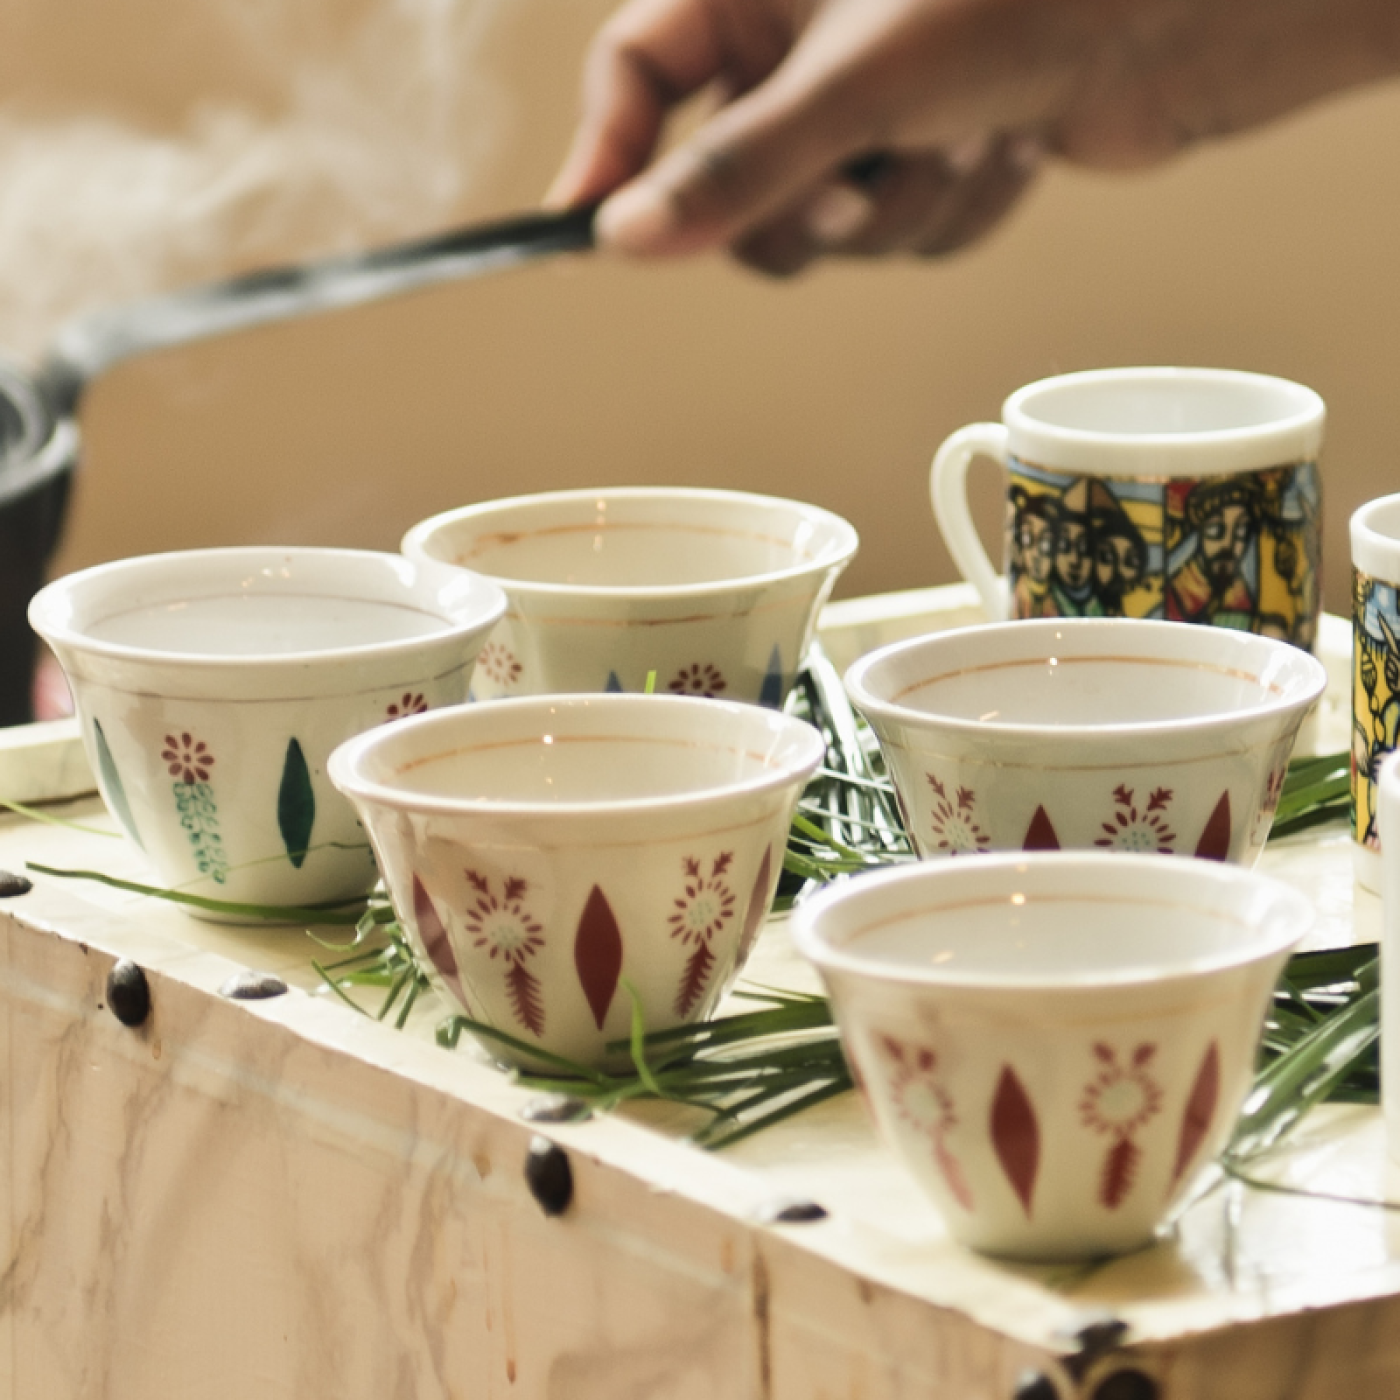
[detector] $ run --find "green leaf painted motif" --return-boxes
[92,719,143,849]
[277,738,316,868]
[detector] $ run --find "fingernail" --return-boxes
[804,184,874,246]
[595,183,677,252]
[946,132,992,175]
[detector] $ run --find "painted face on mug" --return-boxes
[1200,501,1256,589]
[1018,509,1057,586]
[1093,520,1146,600]
[1054,515,1093,591]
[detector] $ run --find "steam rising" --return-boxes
[0,0,508,359]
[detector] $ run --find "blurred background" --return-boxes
[5,0,1398,626]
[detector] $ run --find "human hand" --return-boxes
[548,0,1399,274]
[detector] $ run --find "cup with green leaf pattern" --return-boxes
[29,546,505,921]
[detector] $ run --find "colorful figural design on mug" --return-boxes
[1002,462,1319,642]
[933,367,1325,649]
[1350,494,1400,891]
[1352,568,1400,865]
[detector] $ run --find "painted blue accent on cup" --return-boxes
[93,718,144,849]
[759,646,785,709]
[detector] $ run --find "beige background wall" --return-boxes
[8,0,1399,617]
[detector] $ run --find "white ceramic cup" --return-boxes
[402,486,858,705]
[1350,493,1400,891]
[329,693,824,1069]
[791,852,1311,1260]
[930,367,1324,648]
[1378,752,1400,1158]
[844,617,1326,865]
[29,547,506,919]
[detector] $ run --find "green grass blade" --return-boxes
[27,861,367,924]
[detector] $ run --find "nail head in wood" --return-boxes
[524,1135,573,1217]
[756,1198,829,1224]
[1012,1371,1061,1400]
[219,970,289,1000]
[1091,1370,1159,1400]
[0,869,32,897]
[520,1093,593,1124]
[106,959,150,1027]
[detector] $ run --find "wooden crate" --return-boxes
[0,589,1388,1400]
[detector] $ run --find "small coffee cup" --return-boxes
[402,486,858,706]
[930,367,1324,648]
[792,852,1310,1260]
[329,694,824,1069]
[1350,493,1400,891]
[28,547,506,919]
[844,618,1326,866]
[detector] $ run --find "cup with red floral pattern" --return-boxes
[28,546,506,920]
[328,693,824,1069]
[401,486,858,706]
[791,852,1311,1260]
[845,616,1326,865]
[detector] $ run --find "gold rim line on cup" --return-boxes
[1007,455,1313,484]
[883,652,1293,709]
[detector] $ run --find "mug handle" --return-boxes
[929,422,1011,621]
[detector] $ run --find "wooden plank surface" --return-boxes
[0,590,1390,1400]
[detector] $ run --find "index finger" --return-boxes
[548,0,763,206]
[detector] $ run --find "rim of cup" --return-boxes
[791,851,1313,992]
[1350,492,1400,577]
[844,617,1327,741]
[1002,366,1325,476]
[400,485,860,599]
[28,545,507,671]
[328,692,827,818]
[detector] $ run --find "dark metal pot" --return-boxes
[0,204,596,726]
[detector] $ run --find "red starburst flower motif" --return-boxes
[161,732,214,784]
[463,871,545,966]
[669,853,736,1016]
[667,662,727,698]
[461,870,547,1035]
[384,692,427,721]
[1078,1041,1165,1209]
[884,1036,956,1131]
[1079,1041,1164,1137]
[667,853,736,947]
[880,1033,974,1211]
[925,773,991,854]
[1094,784,1176,853]
[478,641,523,687]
